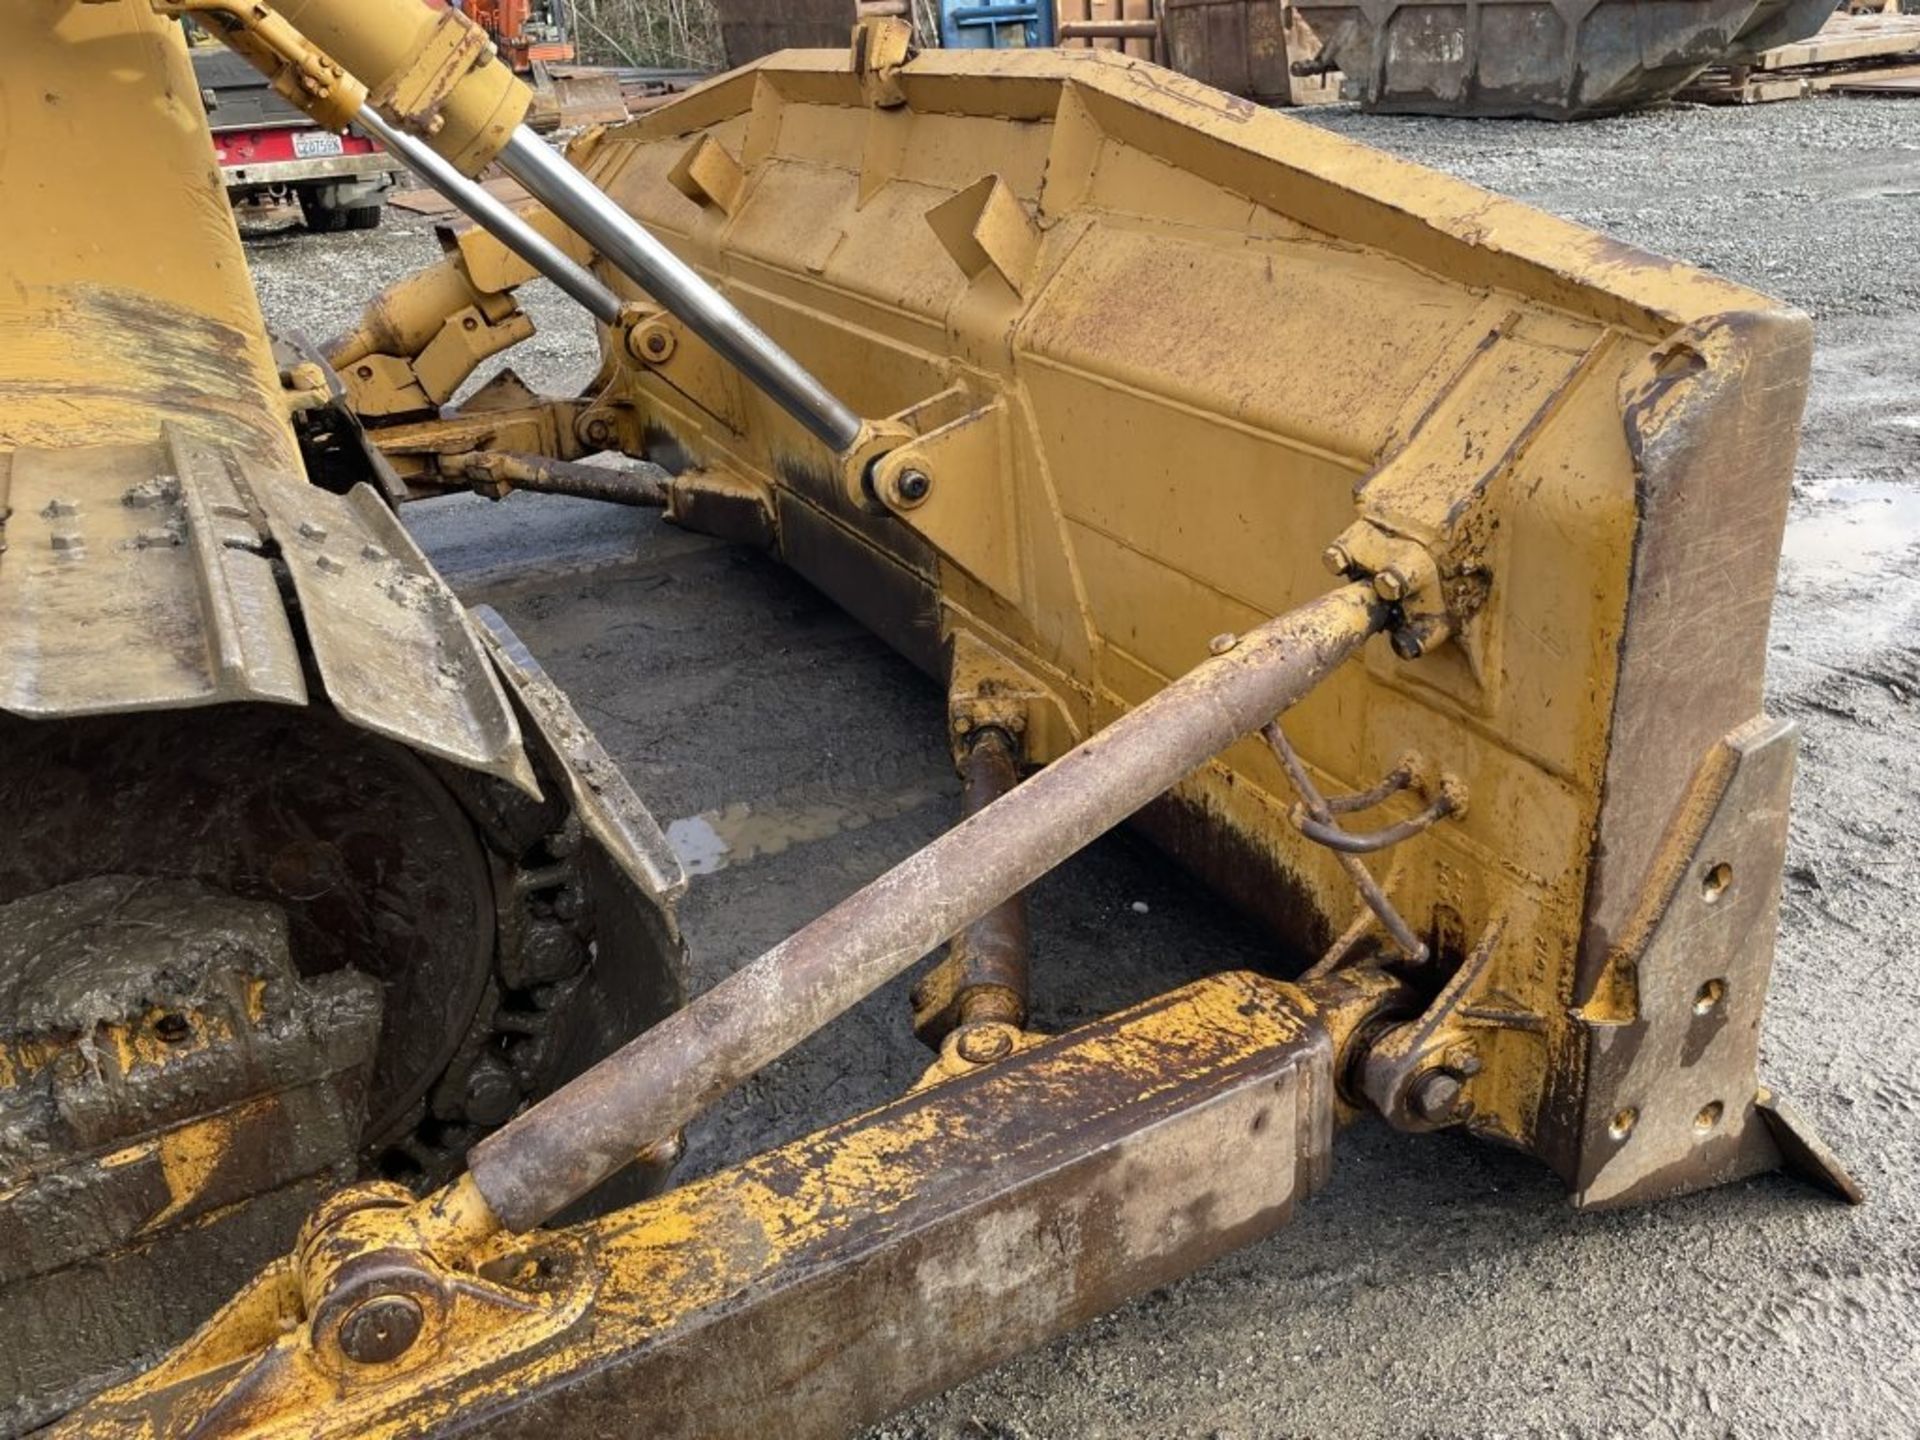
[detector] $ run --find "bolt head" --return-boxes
[894,468,932,503]
[337,1294,424,1366]
[1373,567,1408,602]
[462,1061,521,1127]
[1410,1069,1464,1124]
[1322,543,1352,577]
[954,1023,1015,1065]
[636,1129,687,1169]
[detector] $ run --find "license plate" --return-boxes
[292,130,346,159]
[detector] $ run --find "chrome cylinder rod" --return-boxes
[495,125,866,454]
[465,583,1389,1232]
[353,108,624,326]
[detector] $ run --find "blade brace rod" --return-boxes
[463,583,1389,1232]
[495,127,866,454]
[362,116,864,451]
[353,109,625,325]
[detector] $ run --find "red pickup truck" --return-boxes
[193,44,404,231]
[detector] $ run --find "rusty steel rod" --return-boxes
[451,451,672,506]
[911,726,1034,1039]
[949,727,1032,1027]
[1058,19,1161,38]
[465,583,1388,1232]
[496,127,867,453]
[1263,723,1428,964]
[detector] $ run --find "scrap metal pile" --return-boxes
[1288,0,1839,115]
[0,2,1858,1436]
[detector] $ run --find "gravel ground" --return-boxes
[247,93,1920,1439]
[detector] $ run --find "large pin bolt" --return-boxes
[954,1022,1017,1065]
[1410,1069,1465,1124]
[337,1294,425,1366]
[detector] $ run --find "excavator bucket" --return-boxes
[9,7,1856,1436]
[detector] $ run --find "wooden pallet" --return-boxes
[1681,12,1920,103]
[1753,11,1920,66]
[1685,59,1920,103]
[1836,70,1920,89]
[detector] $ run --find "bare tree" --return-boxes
[568,0,724,70]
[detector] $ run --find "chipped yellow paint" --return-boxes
[0,1036,59,1090]
[101,1141,161,1171]
[141,1111,240,1235]
[59,973,1359,1440]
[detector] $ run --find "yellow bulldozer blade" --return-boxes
[348,34,1855,1205]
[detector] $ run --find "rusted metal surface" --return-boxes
[1292,0,1834,117]
[452,450,672,506]
[1293,787,1459,854]
[467,583,1384,1232]
[55,971,1410,1440]
[911,726,1034,1042]
[1550,311,1813,1183]
[1569,716,1858,1208]
[709,0,854,67]
[1160,0,1331,104]
[0,14,691,1424]
[1263,722,1425,963]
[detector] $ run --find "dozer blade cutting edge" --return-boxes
[14,4,1860,1436]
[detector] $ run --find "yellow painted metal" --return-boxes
[55,970,1385,1440]
[328,207,591,419]
[350,44,1812,1188]
[1,3,298,466]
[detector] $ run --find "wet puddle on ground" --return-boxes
[1783,480,1920,579]
[666,781,959,876]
